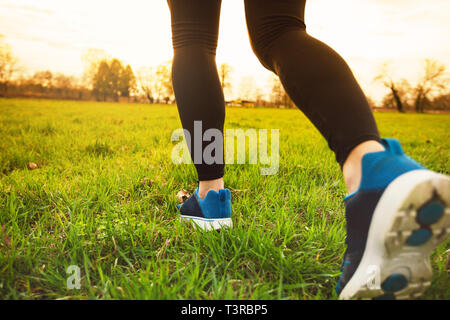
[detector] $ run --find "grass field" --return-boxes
[0,97,449,300]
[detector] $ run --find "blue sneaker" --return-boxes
[337,138,450,300]
[177,188,233,230]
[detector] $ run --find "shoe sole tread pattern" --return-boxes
[339,170,450,300]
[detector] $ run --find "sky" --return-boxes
[1,0,450,102]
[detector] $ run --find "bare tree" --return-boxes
[374,63,410,112]
[155,62,174,103]
[0,35,18,93]
[81,48,110,89]
[239,75,256,101]
[269,75,293,108]
[381,78,412,111]
[431,93,450,111]
[218,63,233,97]
[137,66,155,103]
[270,75,283,107]
[136,62,173,104]
[253,87,264,106]
[33,70,53,88]
[413,59,448,113]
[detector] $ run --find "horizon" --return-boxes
[1,0,450,102]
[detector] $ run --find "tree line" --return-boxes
[1,35,449,111]
[375,59,449,112]
[0,41,176,103]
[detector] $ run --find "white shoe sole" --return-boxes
[339,169,450,300]
[180,215,233,231]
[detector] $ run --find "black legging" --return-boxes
[168,0,380,181]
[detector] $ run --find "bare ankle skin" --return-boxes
[342,140,385,194]
[198,178,224,199]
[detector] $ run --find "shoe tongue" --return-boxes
[359,138,403,178]
[358,138,424,192]
[360,138,406,184]
[381,138,404,155]
[219,189,230,202]
[360,150,387,181]
[357,147,397,193]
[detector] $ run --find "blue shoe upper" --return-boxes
[336,138,425,295]
[345,138,425,200]
[178,188,232,219]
